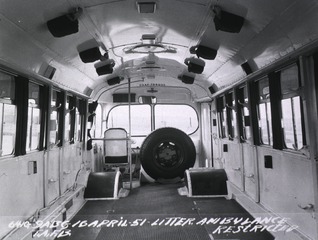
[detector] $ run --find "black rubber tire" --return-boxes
[140,127,196,180]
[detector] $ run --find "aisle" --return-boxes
[57,183,274,240]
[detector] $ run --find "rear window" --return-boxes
[107,104,198,135]
[107,105,152,136]
[154,104,198,134]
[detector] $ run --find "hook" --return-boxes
[228,134,234,140]
[226,103,235,110]
[50,140,61,149]
[238,99,248,106]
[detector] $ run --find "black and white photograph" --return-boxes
[0,0,318,239]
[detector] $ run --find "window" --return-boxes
[75,99,86,142]
[64,96,71,142]
[107,104,198,147]
[0,72,16,156]
[154,104,198,134]
[216,96,227,138]
[237,85,251,142]
[280,64,305,150]
[257,77,272,145]
[65,95,76,144]
[50,90,64,146]
[26,83,41,151]
[225,92,236,140]
[95,104,103,138]
[107,105,151,136]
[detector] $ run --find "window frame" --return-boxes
[64,94,76,144]
[0,73,16,157]
[106,104,152,137]
[26,81,43,152]
[50,89,65,147]
[255,76,273,146]
[279,63,306,150]
[225,91,236,141]
[153,103,199,135]
[216,96,227,138]
[236,85,252,143]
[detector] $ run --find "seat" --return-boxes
[104,128,129,166]
[84,128,131,200]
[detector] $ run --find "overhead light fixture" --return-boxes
[107,76,122,86]
[241,62,253,75]
[47,7,83,37]
[95,59,115,76]
[79,47,101,63]
[213,6,245,33]
[184,57,205,74]
[208,83,218,94]
[137,2,156,13]
[142,34,156,44]
[190,45,217,60]
[178,73,195,84]
[43,65,56,80]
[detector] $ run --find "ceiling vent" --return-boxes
[137,2,156,13]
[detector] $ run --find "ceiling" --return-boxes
[0,0,318,100]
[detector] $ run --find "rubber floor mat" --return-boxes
[96,215,211,240]
[56,183,275,240]
[194,199,275,240]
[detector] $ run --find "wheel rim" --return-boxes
[153,141,184,169]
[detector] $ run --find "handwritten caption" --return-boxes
[9,216,298,238]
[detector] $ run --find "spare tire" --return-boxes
[140,127,196,180]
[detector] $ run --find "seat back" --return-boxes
[104,128,129,165]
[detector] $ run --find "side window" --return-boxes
[280,64,305,150]
[237,85,251,142]
[257,77,272,145]
[216,96,227,138]
[26,83,41,151]
[65,95,76,144]
[0,73,16,156]
[75,98,86,142]
[50,90,64,147]
[225,92,236,140]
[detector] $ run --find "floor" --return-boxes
[57,182,274,240]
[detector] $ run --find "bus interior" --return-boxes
[1,0,318,239]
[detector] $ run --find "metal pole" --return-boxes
[128,77,132,190]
